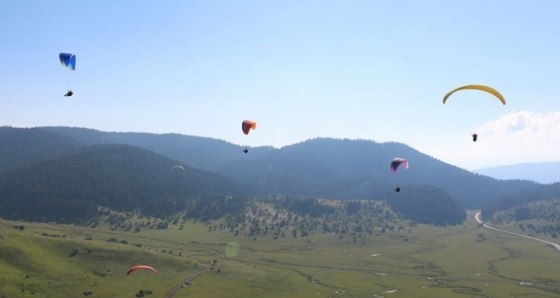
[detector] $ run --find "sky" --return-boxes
[1,1,560,171]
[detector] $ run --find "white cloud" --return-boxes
[420,111,560,170]
[478,110,560,139]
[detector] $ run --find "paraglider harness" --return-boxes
[64,90,73,97]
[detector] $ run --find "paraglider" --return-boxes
[390,158,409,173]
[172,165,185,171]
[242,120,256,135]
[126,265,157,276]
[242,120,256,153]
[172,165,185,177]
[443,85,505,141]
[390,158,408,193]
[442,84,506,105]
[59,53,76,97]
[59,53,76,70]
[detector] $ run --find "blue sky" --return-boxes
[1,1,559,170]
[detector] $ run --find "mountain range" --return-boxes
[476,162,560,184]
[0,125,557,224]
[37,126,539,209]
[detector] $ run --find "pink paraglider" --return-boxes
[390,158,409,173]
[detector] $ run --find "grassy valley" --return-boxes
[2,207,560,298]
[1,126,559,297]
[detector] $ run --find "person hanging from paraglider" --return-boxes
[241,120,256,154]
[59,53,76,98]
[442,84,506,144]
[472,133,478,142]
[390,158,408,194]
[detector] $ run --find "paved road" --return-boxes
[474,211,560,252]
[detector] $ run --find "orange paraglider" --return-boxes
[242,120,256,135]
[241,120,256,153]
[126,265,158,276]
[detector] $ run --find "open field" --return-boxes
[2,210,560,297]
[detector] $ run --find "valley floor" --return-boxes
[2,211,560,297]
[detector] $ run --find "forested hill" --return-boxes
[215,138,536,209]
[0,126,539,226]
[0,126,81,170]
[0,144,253,222]
[39,126,277,171]
[482,182,560,217]
[39,126,538,209]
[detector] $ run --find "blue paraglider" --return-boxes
[59,53,76,70]
[59,53,76,96]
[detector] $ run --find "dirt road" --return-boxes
[474,211,560,252]
[163,265,211,298]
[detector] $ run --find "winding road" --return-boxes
[474,212,560,252]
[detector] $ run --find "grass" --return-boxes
[2,210,560,297]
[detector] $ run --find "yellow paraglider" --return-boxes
[442,85,506,105]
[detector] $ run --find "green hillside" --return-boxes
[2,209,560,298]
[0,144,252,223]
[0,220,197,297]
[482,182,560,217]
[484,198,560,240]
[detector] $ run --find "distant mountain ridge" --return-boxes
[38,126,539,209]
[1,125,556,226]
[0,126,81,170]
[476,162,560,184]
[38,126,277,171]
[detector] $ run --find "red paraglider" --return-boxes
[126,265,158,276]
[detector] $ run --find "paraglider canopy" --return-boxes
[390,158,409,173]
[442,85,506,105]
[59,53,76,70]
[126,265,157,276]
[242,120,256,135]
[172,165,185,178]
